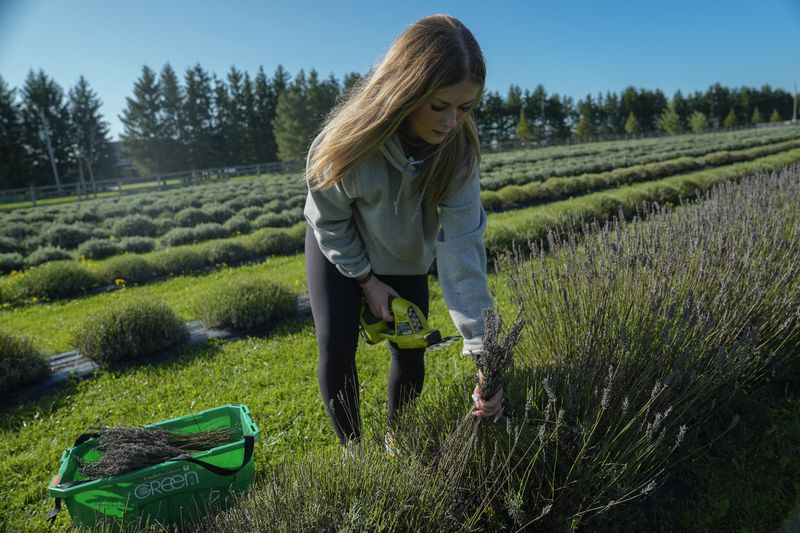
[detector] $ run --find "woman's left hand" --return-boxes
[472,370,503,420]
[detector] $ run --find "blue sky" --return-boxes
[2,0,798,140]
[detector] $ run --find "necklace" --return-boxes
[397,129,435,167]
[408,154,428,167]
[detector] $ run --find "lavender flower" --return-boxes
[473,306,525,400]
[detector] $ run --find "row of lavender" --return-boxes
[1,127,796,273]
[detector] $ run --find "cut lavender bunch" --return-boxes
[78,425,237,479]
[473,306,525,400]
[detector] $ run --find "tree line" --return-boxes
[0,63,795,189]
[0,71,116,189]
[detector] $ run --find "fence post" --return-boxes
[30,184,37,206]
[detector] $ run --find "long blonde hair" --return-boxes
[304,14,486,205]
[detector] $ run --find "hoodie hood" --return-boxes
[380,130,418,174]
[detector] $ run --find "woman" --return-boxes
[304,14,502,449]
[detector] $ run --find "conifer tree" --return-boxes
[688,111,709,133]
[69,76,115,187]
[770,109,782,122]
[575,113,593,137]
[529,84,547,138]
[307,70,340,129]
[723,108,737,128]
[158,63,186,171]
[0,77,30,188]
[183,64,215,169]
[252,66,276,163]
[576,94,597,137]
[120,65,164,175]
[545,94,572,139]
[342,72,361,95]
[20,69,72,187]
[659,103,683,134]
[505,84,523,138]
[624,111,640,134]
[750,107,763,125]
[478,90,505,142]
[241,72,258,164]
[225,66,246,164]
[274,69,308,161]
[211,74,231,166]
[274,69,328,161]
[515,111,532,141]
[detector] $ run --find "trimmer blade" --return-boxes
[425,335,462,352]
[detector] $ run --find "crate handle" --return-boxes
[46,432,100,522]
[169,434,255,476]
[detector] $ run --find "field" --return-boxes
[1,125,799,531]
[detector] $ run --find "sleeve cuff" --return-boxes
[461,336,483,357]
[336,263,372,280]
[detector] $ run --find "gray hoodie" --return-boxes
[303,130,493,355]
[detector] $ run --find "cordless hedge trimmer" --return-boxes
[359,295,461,351]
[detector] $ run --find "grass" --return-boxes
[0,255,306,355]
[0,274,483,531]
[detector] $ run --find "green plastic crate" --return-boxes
[47,404,260,531]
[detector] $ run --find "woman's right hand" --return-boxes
[360,276,399,322]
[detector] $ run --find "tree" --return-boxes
[619,86,665,132]
[708,83,733,128]
[211,74,232,166]
[252,66,276,163]
[603,91,622,133]
[624,111,640,134]
[659,103,683,134]
[770,109,782,123]
[0,77,31,188]
[688,111,709,133]
[274,69,317,161]
[273,68,341,161]
[671,90,689,123]
[307,70,341,133]
[527,84,547,139]
[240,72,258,164]
[342,72,361,95]
[515,112,533,141]
[224,66,246,164]
[158,63,186,171]
[68,76,115,190]
[182,64,215,168]
[575,113,593,137]
[476,90,505,142]
[20,69,72,188]
[544,94,572,139]
[723,108,737,128]
[504,84,523,140]
[120,65,164,175]
[576,94,597,137]
[750,107,763,125]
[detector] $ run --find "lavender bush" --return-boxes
[489,164,800,528]
[123,165,800,532]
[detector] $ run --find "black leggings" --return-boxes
[305,225,428,445]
